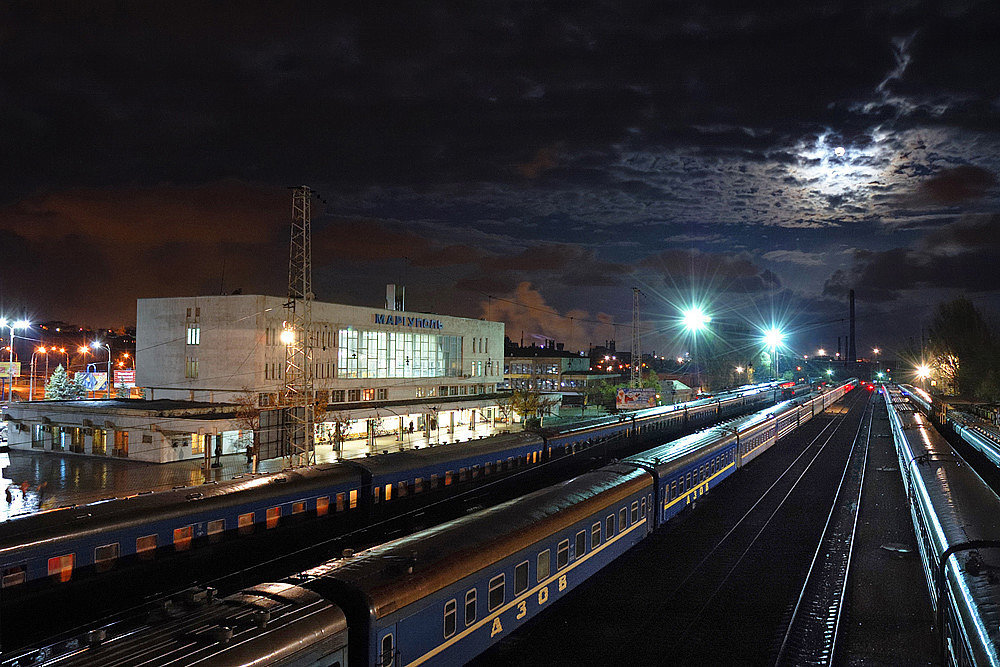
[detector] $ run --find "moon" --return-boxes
[834,146,846,157]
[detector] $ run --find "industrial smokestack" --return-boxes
[849,289,857,363]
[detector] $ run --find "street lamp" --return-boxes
[681,307,711,392]
[763,327,784,380]
[2,319,29,402]
[29,347,47,401]
[92,340,112,398]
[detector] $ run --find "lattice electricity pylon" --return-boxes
[631,287,641,388]
[281,185,316,466]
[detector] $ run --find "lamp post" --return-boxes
[872,347,880,378]
[2,319,29,402]
[92,341,112,399]
[29,347,47,401]
[682,307,711,392]
[764,328,784,381]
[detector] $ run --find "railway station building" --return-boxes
[3,293,506,463]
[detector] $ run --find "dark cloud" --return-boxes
[915,165,996,204]
[824,214,1000,303]
[640,249,781,294]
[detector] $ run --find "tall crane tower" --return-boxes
[631,287,641,388]
[281,186,316,466]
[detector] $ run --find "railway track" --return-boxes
[474,387,871,666]
[774,390,874,665]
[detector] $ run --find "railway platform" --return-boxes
[0,420,523,520]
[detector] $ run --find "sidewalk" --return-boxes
[0,420,524,521]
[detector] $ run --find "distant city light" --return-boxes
[817,348,826,356]
[735,366,744,374]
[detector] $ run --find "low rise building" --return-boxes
[3,293,507,463]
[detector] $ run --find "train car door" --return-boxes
[377,624,398,667]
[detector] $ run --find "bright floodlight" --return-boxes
[735,366,744,374]
[682,307,711,332]
[763,327,784,348]
[817,348,826,356]
[834,146,846,157]
[92,341,102,349]
[877,372,884,379]
[916,365,931,379]
[826,369,834,376]
[280,328,295,345]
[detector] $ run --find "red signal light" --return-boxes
[867,384,874,391]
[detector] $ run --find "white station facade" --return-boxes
[3,293,506,463]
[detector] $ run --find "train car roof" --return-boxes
[354,430,541,476]
[0,462,364,554]
[886,388,1000,646]
[18,582,348,667]
[299,464,651,619]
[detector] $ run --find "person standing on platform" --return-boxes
[4,486,11,505]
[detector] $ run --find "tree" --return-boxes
[45,364,85,400]
[509,388,559,429]
[232,388,261,456]
[927,298,994,397]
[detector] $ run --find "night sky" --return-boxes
[2,2,999,359]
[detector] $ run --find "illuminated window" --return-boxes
[173,526,193,551]
[266,507,280,529]
[362,388,375,401]
[238,512,254,535]
[186,324,200,345]
[48,554,75,582]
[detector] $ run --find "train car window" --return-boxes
[398,481,408,497]
[648,494,653,510]
[431,474,439,489]
[174,526,194,550]
[537,550,551,582]
[293,501,306,514]
[94,543,119,572]
[208,519,225,542]
[484,463,491,477]
[380,633,394,667]
[266,507,281,529]
[2,564,26,588]
[414,477,423,493]
[606,515,614,539]
[460,467,470,482]
[238,512,254,535]
[488,574,505,611]
[574,531,586,559]
[591,522,601,548]
[137,534,157,559]
[384,483,392,501]
[48,554,74,583]
[323,494,335,513]
[619,507,627,529]
[349,490,358,509]
[686,473,692,490]
[445,471,454,486]
[373,486,381,503]
[641,497,647,516]
[444,599,457,638]
[465,589,477,626]
[630,501,639,524]
[515,561,529,595]
[671,480,677,499]
[557,540,570,569]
